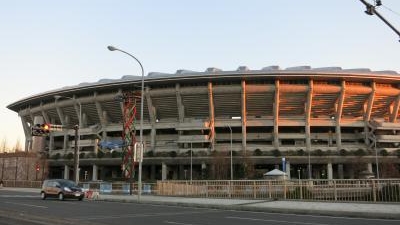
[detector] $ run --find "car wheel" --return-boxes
[78,196,83,201]
[58,193,64,201]
[40,192,46,200]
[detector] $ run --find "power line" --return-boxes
[359,0,400,42]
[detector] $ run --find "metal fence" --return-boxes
[156,179,400,203]
[2,179,400,203]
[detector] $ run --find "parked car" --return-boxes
[40,179,84,201]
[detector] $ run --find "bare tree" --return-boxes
[13,139,22,152]
[0,137,7,153]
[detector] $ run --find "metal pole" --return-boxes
[375,138,380,179]
[308,147,311,179]
[227,125,233,180]
[190,141,192,182]
[108,46,144,201]
[73,125,79,183]
[54,95,81,183]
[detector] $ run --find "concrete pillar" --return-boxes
[285,161,291,179]
[92,164,98,181]
[64,165,69,179]
[201,162,207,179]
[150,165,156,180]
[273,80,280,149]
[162,162,167,181]
[367,163,373,173]
[179,165,185,180]
[32,116,46,153]
[327,163,333,180]
[338,164,344,179]
[241,80,247,155]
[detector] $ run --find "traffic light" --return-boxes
[31,123,51,136]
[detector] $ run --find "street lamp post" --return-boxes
[108,45,145,201]
[190,141,192,182]
[374,136,380,179]
[227,125,233,180]
[54,95,81,184]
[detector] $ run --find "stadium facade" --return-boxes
[7,66,400,181]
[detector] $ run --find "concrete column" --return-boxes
[306,80,313,155]
[64,165,69,179]
[150,165,156,180]
[335,81,345,151]
[367,163,373,173]
[273,80,280,149]
[338,164,344,179]
[150,128,156,152]
[32,116,46,153]
[285,161,291,179]
[364,82,375,145]
[92,164,98,181]
[162,162,167,181]
[241,80,247,155]
[327,163,333,180]
[179,165,185,180]
[201,162,207,179]
[208,82,215,152]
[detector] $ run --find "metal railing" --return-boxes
[156,179,400,203]
[2,179,399,203]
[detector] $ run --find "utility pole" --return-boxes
[359,0,400,41]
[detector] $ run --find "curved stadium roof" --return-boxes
[7,65,400,112]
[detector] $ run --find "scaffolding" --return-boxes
[121,91,141,181]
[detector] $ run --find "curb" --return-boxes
[96,196,400,220]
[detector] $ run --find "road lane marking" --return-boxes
[5,201,48,209]
[72,210,217,221]
[164,221,195,225]
[226,216,331,225]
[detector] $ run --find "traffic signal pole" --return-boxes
[73,125,79,183]
[359,0,400,42]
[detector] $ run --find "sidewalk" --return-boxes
[98,193,400,219]
[2,187,400,219]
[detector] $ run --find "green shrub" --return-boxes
[380,149,389,156]
[253,149,262,156]
[354,149,366,156]
[145,151,154,157]
[111,151,121,158]
[169,151,177,157]
[64,153,73,160]
[79,152,85,159]
[296,149,305,156]
[271,149,281,157]
[52,153,61,160]
[313,149,324,156]
[339,149,348,156]
[97,151,104,158]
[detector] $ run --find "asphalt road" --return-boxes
[0,190,399,225]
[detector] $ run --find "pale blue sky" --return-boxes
[1,0,399,150]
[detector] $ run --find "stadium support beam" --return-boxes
[94,93,107,128]
[54,99,66,126]
[273,80,280,149]
[208,82,215,152]
[241,80,247,155]
[305,80,313,159]
[390,95,400,122]
[20,116,31,152]
[335,81,346,151]
[40,102,50,124]
[176,84,185,123]
[364,82,376,145]
[145,87,156,151]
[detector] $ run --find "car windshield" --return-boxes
[58,180,77,187]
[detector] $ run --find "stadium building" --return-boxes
[7,66,400,181]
